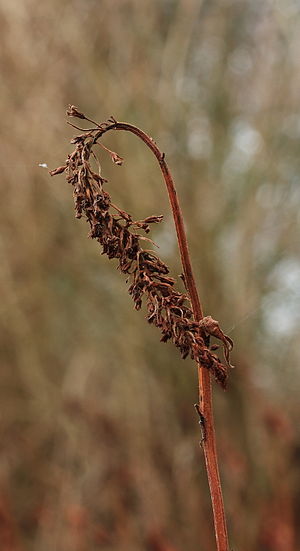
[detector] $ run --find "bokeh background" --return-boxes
[1,1,300,550]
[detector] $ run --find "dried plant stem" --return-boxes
[53,108,231,550]
[96,122,229,551]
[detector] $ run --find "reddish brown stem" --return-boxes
[95,121,229,551]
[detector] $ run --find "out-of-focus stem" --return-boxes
[95,121,229,551]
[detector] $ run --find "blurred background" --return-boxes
[0,1,300,550]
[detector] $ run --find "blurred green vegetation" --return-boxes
[0,1,299,550]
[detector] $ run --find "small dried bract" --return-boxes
[50,107,233,388]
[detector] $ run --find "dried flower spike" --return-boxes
[50,114,233,388]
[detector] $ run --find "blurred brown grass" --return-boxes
[0,1,300,550]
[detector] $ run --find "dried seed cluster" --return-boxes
[50,107,233,387]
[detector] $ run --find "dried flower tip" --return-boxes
[70,133,92,144]
[143,215,164,224]
[49,165,67,176]
[111,152,124,166]
[66,105,86,119]
[200,316,234,368]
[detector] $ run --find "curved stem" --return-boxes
[96,121,229,551]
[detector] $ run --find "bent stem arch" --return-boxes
[96,120,229,551]
[52,109,230,551]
